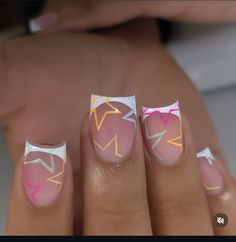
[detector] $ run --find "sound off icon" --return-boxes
[213,213,228,228]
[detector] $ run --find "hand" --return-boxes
[5,98,236,235]
[1,17,235,234]
[30,0,236,32]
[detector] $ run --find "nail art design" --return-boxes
[197,147,224,196]
[23,141,66,206]
[29,14,58,33]
[29,19,43,33]
[90,95,137,163]
[142,101,183,166]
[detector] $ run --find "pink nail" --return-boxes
[142,101,183,166]
[23,141,67,206]
[29,13,58,32]
[197,147,224,196]
[90,95,137,164]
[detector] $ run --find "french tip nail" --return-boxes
[23,140,67,206]
[90,94,137,163]
[29,19,42,33]
[24,140,67,161]
[142,100,183,166]
[29,13,58,33]
[90,94,137,115]
[197,147,224,196]
[196,147,215,164]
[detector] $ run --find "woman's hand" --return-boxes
[5,95,236,235]
[1,17,235,234]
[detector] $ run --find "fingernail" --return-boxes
[90,95,137,164]
[197,147,224,196]
[23,140,67,206]
[142,100,183,166]
[29,13,58,33]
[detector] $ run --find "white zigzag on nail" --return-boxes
[24,154,57,174]
[122,109,136,125]
[196,147,215,165]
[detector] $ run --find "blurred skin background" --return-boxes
[1,0,236,234]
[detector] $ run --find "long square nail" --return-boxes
[197,147,224,196]
[142,101,183,166]
[90,95,137,164]
[23,141,66,206]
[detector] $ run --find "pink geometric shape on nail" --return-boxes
[143,108,179,126]
[24,179,43,203]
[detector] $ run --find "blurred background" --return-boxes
[0,0,236,235]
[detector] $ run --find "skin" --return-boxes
[1,1,236,235]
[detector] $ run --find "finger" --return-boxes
[0,44,26,125]
[29,0,236,32]
[196,147,236,235]
[141,101,214,235]
[6,141,73,235]
[81,95,152,235]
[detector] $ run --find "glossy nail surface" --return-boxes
[197,147,224,196]
[142,101,183,166]
[23,141,66,206]
[90,95,137,164]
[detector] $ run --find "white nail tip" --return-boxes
[29,19,42,33]
[24,140,66,161]
[142,100,180,121]
[196,147,215,165]
[90,94,137,116]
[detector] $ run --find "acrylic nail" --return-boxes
[90,95,137,164]
[197,147,224,196]
[23,141,67,206]
[142,101,183,166]
[29,13,58,33]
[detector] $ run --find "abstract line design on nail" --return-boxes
[121,96,137,126]
[46,155,65,186]
[197,147,221,191]
[24,141,67,161]
[90,95,137,129]
[142,101,183,155]
[203,183,221,190]
[166,118,183,151]
[142,101,180,126]
[23,141,67,204]
[93,134,122,158]
[24,141,66,186]
[91,102,121,130]
[24,156,56,173]
[145,123,167,159]
[122,109,136,126]
[90,95,137,161]
[24,179,44,203]
[196,147,214,165]
[91,95,137,113]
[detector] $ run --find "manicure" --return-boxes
[197,147,224,196]
[29,13,58,33]
[23,141,67,206]
[142,101,183,166]
[90,95,137,164]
